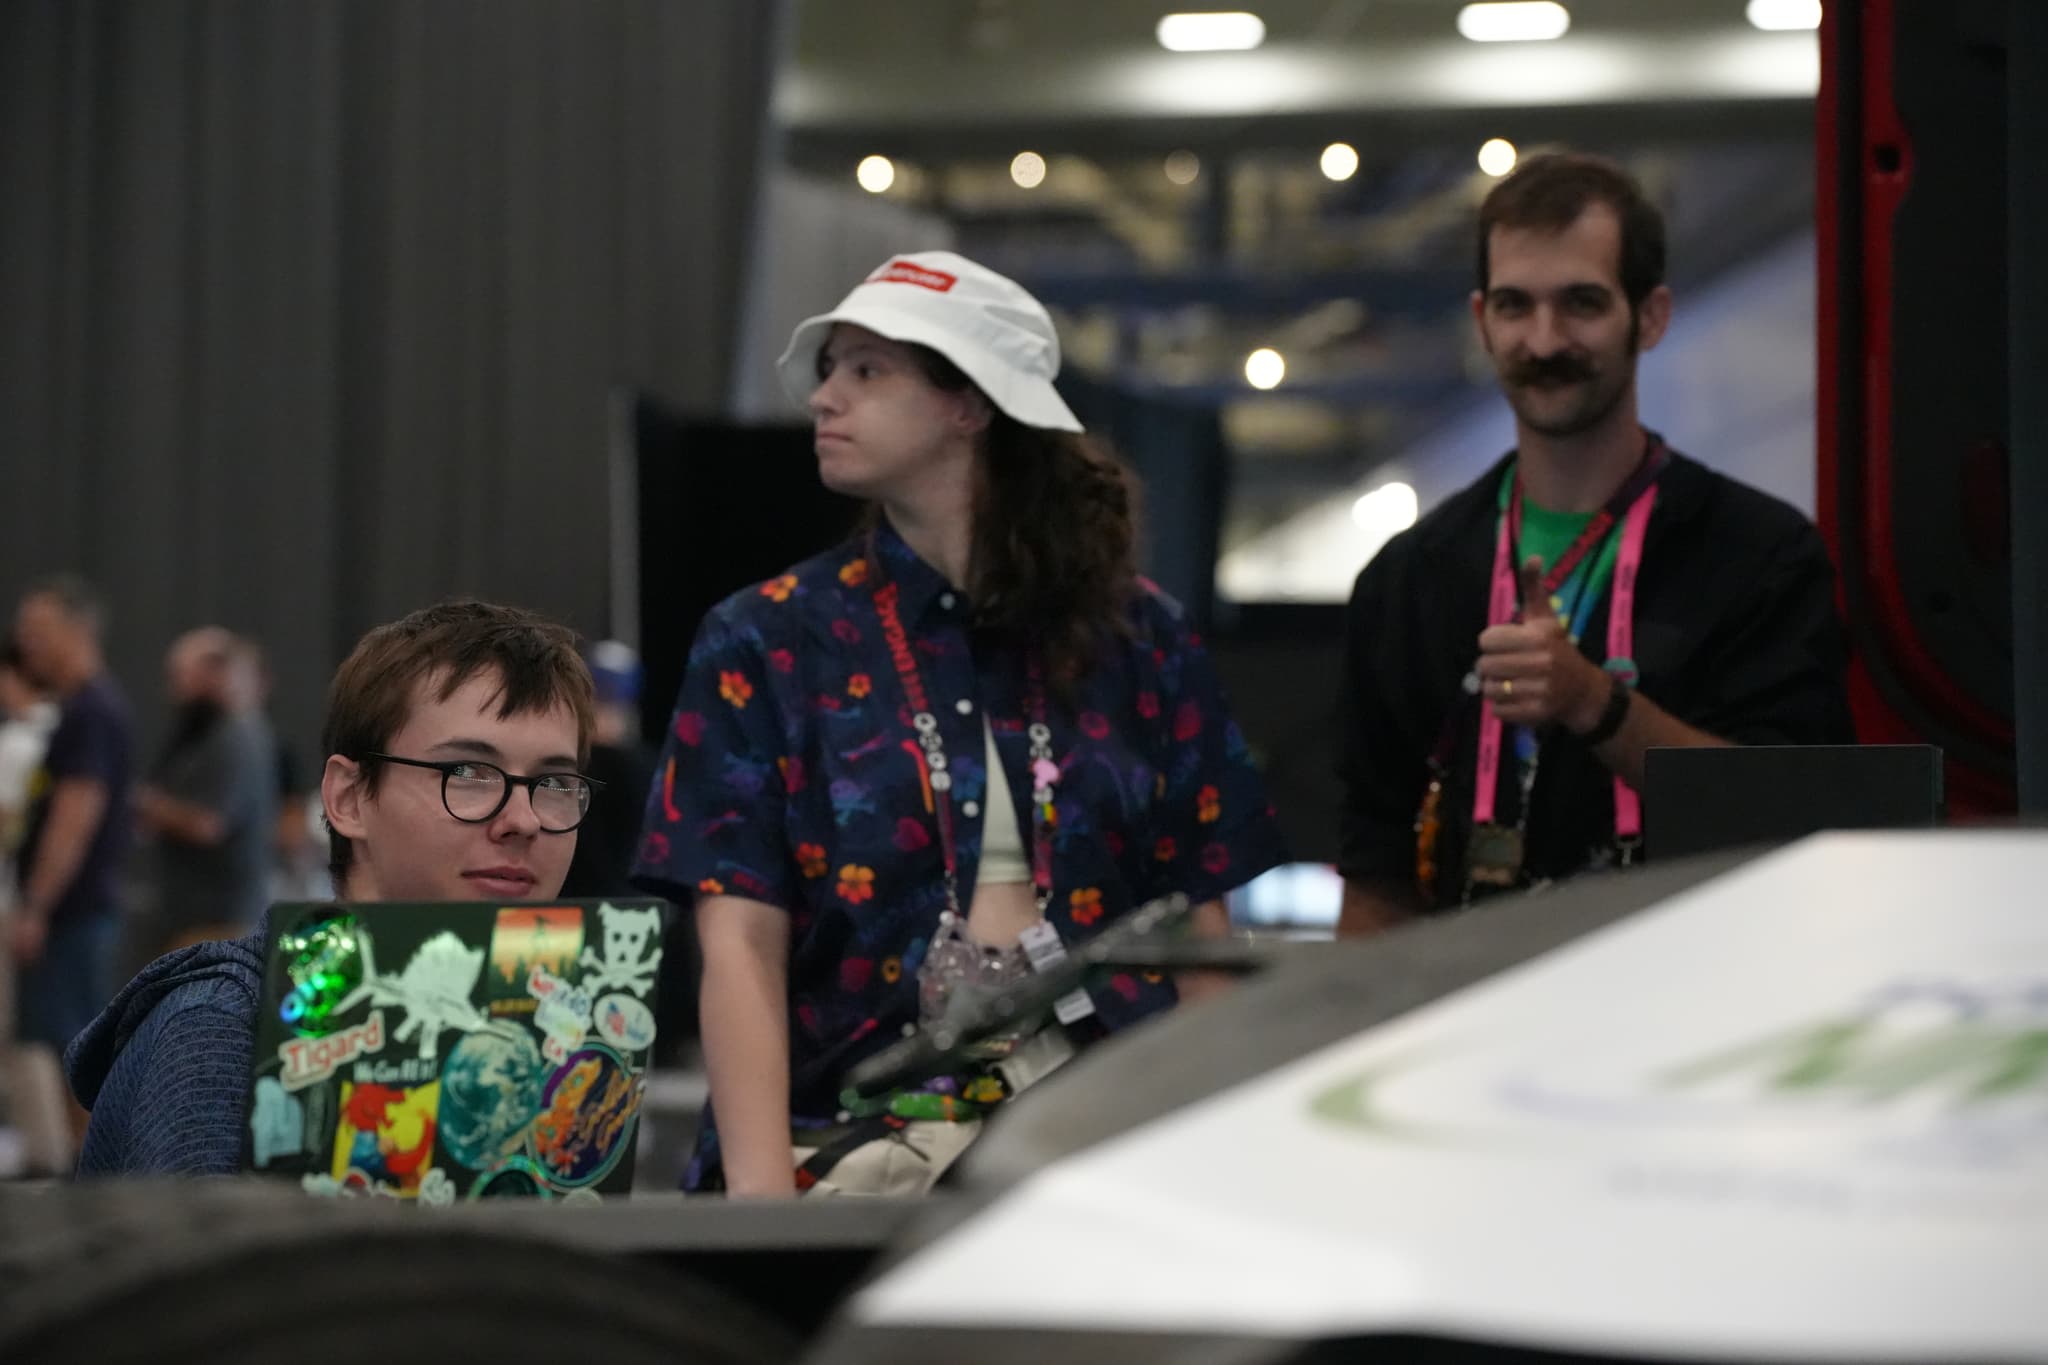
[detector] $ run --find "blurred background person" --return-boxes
[133,628,278,953]
[0,637,59,1172]
[238,641,324,903]
[561,640,696,1065]
[0,638,58,877]
[6,577,133,1175]
[560,639,659,898]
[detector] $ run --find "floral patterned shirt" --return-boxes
[632,520,1286,1187]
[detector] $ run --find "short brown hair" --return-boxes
[322,600,595,889]
[23,573,105,636]
[1477,152,1666,309]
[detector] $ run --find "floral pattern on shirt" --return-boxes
[633,521,1286,1188]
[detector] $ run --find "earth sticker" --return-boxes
[438,1029,544,1170]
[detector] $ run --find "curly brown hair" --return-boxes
[871,345,1140,690]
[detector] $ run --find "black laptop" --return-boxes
[246,898,665,1202]
[1642,743,1944,862]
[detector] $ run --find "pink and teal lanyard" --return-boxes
[869,580,1058,916]
[1471,438,1667,858]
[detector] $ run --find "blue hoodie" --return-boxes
[65,930,267,1175]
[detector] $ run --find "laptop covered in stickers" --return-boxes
[245,898,667,1203]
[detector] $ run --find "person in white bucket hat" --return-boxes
[633,251,1287,1198]
[775,250,1083,434]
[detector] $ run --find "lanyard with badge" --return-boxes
[868,580,1095,1029]
[1455,435,1666,899]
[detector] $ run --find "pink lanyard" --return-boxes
[1472,481,1659,841]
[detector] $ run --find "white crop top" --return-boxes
[978,718,1031,884]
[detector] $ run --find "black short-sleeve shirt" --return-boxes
[1337,449,1854,906]
[19,673,134,923]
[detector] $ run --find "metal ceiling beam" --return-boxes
[1081,372,1472,410]
[779,31,1819,133]
[1003,265,1472,320]
[787,100,1815,167]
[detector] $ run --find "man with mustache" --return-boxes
[1336,153,1852,932]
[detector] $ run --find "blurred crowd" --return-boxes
[0,582,288,1173]
[0,575,658,1175]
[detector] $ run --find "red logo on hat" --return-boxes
[868,259,957,292]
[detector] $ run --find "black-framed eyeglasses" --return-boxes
[364,753,602,833]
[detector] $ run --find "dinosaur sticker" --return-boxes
[327,928,527,1060]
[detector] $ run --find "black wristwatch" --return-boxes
[1578,673,1632,747]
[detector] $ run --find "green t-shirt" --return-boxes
[1498,465,1620,640]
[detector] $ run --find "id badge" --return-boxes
[1466,822,1525,888]
[1017,921,1096,1024]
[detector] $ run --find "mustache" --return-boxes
[1507,353,1595,386]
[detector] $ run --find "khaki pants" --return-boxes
[0,906,71,1175]
[793,1117,984,1198]
[791,1026,1074,1198]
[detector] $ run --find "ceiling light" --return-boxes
[1477,138,1518,177]
[1319,142,1360,181]
[1352,482,1419,534]
[1010,151,1047,189]
[1164,150,1202,186]
[1456,2,1570,42]
[1156,11,1267,52]
[1745,0,1821,31]
[1244,347,1286,390]
[855,155,895,194]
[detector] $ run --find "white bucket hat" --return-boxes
[777,251,1084,433]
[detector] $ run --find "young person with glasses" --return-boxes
[67,600,600,1175]
[633,252,1287,1197]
